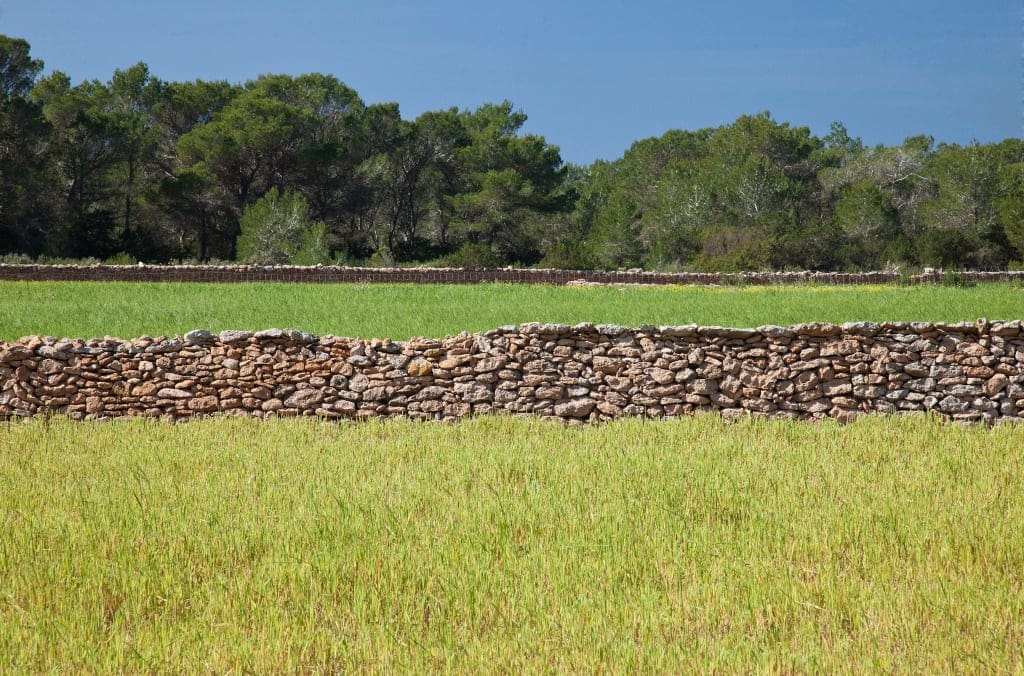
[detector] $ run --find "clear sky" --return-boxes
[1,0,1019,165]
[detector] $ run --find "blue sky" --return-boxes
[1,0,1019,164]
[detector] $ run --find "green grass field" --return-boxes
[2,280,1023,671]
[1,280,1022,341]
[2,415,1022,672]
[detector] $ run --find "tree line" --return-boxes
[2,35,1022,270]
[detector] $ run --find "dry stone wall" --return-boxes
[2,263,1024,286]
[2,321,1023,424]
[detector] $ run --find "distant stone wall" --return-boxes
[1,263,1023,286]
[2,321,1022,424]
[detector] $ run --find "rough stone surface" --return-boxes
[1,320,1022,424]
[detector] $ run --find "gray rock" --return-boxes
[554,397,595,418]
[254,328,283,340]
[183,329,214,345]
[219,330,253,344]
[454,382,492,403]
[595,324,628,336]
[939,395,969,414]
[156,388,191,399]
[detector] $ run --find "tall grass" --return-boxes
[1,415,1022,671]
[0,281,1022,340]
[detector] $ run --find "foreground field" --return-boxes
[1,280,1023,340]
[1,415,1021,671]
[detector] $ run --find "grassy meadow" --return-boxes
[1,415,1022,672]
[2,280,1023,670]
[1,280,1023,341]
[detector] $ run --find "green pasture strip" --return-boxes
[1,280,1022,341]
[1,415,1021,672]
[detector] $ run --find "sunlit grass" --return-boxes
[1,415,1022,671]
[0,280,1021,340]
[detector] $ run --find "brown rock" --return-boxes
[261,398,284,412]
[132,382,159,397]
[454,382,491,403]
[690,379,718,395]
[554,398,596,418]
[286,389,325,409]
[822,379,852,396]
[188,396,219,412]
[407,359,433,377]
[38,358,63,375]
[984,373,1009,397]
[438,355,471,369]
[474,356,507,373]
[535,385,566,400]
[592,356,620,374]
[361,387,390,402]
[648,368,674,385]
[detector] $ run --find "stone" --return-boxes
[959,343,987,357]
[853,384,886,399]
[938,395,969,414]
[407,359,433,377]
[132,382,159,397]
[416,386,448,401]
[219,330,253,344]
[454,382,492,403]
[690,379,718,395]
[592,356,620,374]
[535,385,565,400]
[156,388,191,399]
[360,387,390,402]
[648,368,675,385]
[183,329,214,345]
[386,354,410,370]
[188,395,219,412]
[38,358,63,375]
[286,389,325,409]
[348,374,370,393]
[261,398,284,412]
[554,397,595,418]
[819,381,851,395]
[85,396,103,413]
[474,356,507,373]
[984,373,1009,397]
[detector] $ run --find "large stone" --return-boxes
[188,395,219,412]
[85,396,103,413]
[261,398,283,412]
[219,330,253,344]
[157,388,192,399]
[439,354,472,369]
[132,382,159,397]
[407,359,433,377]
[819,381,851,395]
[454,382,491,403]
[938,395,969,414]
[183,329,214,345]
[416,386,448,401]
[474,356,507,373]
[535,385,566,400]
[361,387,391,402]
[853,384,886,399]
[984,373,1009,397]
[648,368,675,385]
[38,358,63,375]
[690,379,718,395]
[286,389,325,409]
[554,398,595,418]
[592,356,620,374]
